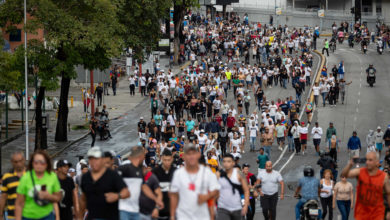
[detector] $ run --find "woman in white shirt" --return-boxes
[320,170,334,220]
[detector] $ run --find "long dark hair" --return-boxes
[27,150,53,173]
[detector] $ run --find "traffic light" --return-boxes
[351,7,355,14]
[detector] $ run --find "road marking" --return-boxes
[360,83,362,88]
[279,151,295,172]
[356,108,359,113]
[273,144,288,166]
[354,116,357,121]
[357,99,360,104]
[358,91,360,96]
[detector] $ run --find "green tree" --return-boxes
[116,0,171,62]
[0,0,123,142]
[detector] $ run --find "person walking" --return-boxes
[242,163,258,220]
[56,160,79,220]
[169,144,220,220]
[311,122,323,154]
[291,121,301,154]
[256,148,269,174]
[0,152,26,220]
[256,161,284,220]
[152,149,176,220]
[111,73,118,96]
[322,39,329,56]
[261,127,273,157]
[216,154,250,220]
[320,169,334,220]
[326,122,337,149]
[275,120,286,151]
[347,131,362,158]
[374,126,384,157]
[248,121,259,152]
[298,121,310,155]
[79,147,130,220]
[96,83,103,106]
[15,151,62,220]
[332,175,354,220]
[341,152,390,220]
[128,75,136,96]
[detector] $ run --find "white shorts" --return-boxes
[138,132,146,140]
[350,149,360,158]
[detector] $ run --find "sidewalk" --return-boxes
[0,60,190,172]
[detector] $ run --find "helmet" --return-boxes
[303,166,314,177]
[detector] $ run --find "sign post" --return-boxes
[318,9,325,31]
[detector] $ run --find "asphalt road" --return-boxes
[54,40,390,219]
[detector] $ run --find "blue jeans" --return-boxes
[295,199,321,220]
[263,145,271,157]
[321,92,327,106]
[120,211,140,220]
[282,78,287,89]
[23,212,55,220]
[222,114,228,126]
[288,136,295,151]
[250,137,256,150]
[336,200,351,220]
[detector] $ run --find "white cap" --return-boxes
[140,117,144,120]
[377,126,381,130]
[87,146,103,158]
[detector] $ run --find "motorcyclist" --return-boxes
[294,166,322,220]
[317,151,338,180]
[366,64,376,85]
[348,32,354,48]
[98,110,112,139]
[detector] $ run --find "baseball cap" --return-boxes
[184,144,198,153]
[87,147,103,158]
[140,117,144,120]
[57,159,72,168]
[301,121,305,125]
[200,129,205,133]
[68,168,76,173]
[377,126,381,130]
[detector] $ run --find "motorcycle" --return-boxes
[378,46,383,55]
[329,41,336,53]
[367,76,376,87]
[296,195,321,220]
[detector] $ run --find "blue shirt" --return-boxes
[185,120,195,132]
[257,154,269,169]
[154,114,162,126]
[347,136,361,150]
[298,177,320,201]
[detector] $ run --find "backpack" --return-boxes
[315,30,320,37]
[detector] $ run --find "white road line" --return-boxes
[273,144,288,166]
[354,116,357,121]
[279,151,295,172]
[358,91,360,96]
[356,108,359,113]
[360,83,362,88]
[357,99,360,104]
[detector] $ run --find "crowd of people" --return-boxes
[2,11,390,220]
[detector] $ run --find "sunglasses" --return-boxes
[33,160,47,165]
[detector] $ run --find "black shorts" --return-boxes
[313,138,321,146]
[300,139,307,145]
[214,109,220,115]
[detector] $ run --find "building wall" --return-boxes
[1,14,44,52]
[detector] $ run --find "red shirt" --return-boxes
[215,115,223,126]
[227,116,236,128]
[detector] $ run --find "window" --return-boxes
[9,29,21,42]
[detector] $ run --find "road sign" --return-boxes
[276,7,282,15]
[318,9,325,18]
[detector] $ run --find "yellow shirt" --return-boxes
[225,71,232,80]
[207,158,218,173]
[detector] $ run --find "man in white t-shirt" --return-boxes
[249,121,259,152]
[256,161,284,220]
[269,101,278,123]
[170,144,220,220]
[312,82,320,106]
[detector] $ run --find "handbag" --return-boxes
[30,171,50,206]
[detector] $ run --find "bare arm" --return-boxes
[0,192,7,219]
[15,194,25,220]
[238,170,250,208]
[142,184,163,208]
[54,203,60,220]
[341,160,360,179]
[72,188,80,217]
[384,174,390,219]
[169,192,179,219]
[78,193,86,220]
[280,181,285,199]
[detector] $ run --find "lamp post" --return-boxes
[24,0,29,157]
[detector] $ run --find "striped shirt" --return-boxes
[1,171,23,219]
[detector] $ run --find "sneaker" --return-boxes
[243,151,245,154]
[302,151,305,155]
[279,146,283,151]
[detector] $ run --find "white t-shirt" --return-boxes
[312,86,320,96]
[269,105,277,116]
[198,135,208,145]
[170,166,220,220]
[257,170,283,195]
[249,125,259,137]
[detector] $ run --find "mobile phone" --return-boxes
[353,158,366,164]
[41,185,47,191]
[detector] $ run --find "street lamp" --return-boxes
[24,0,29,158]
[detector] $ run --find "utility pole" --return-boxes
[90,70,95,117]
[24,0,29,158]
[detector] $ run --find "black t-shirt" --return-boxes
[138,121,146,132]
[81,169,127,220]
[152,166,176,217]
[139,172,160,215]
[279,103,289,115]
[59,176,75,210]
[188,133,198,142]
